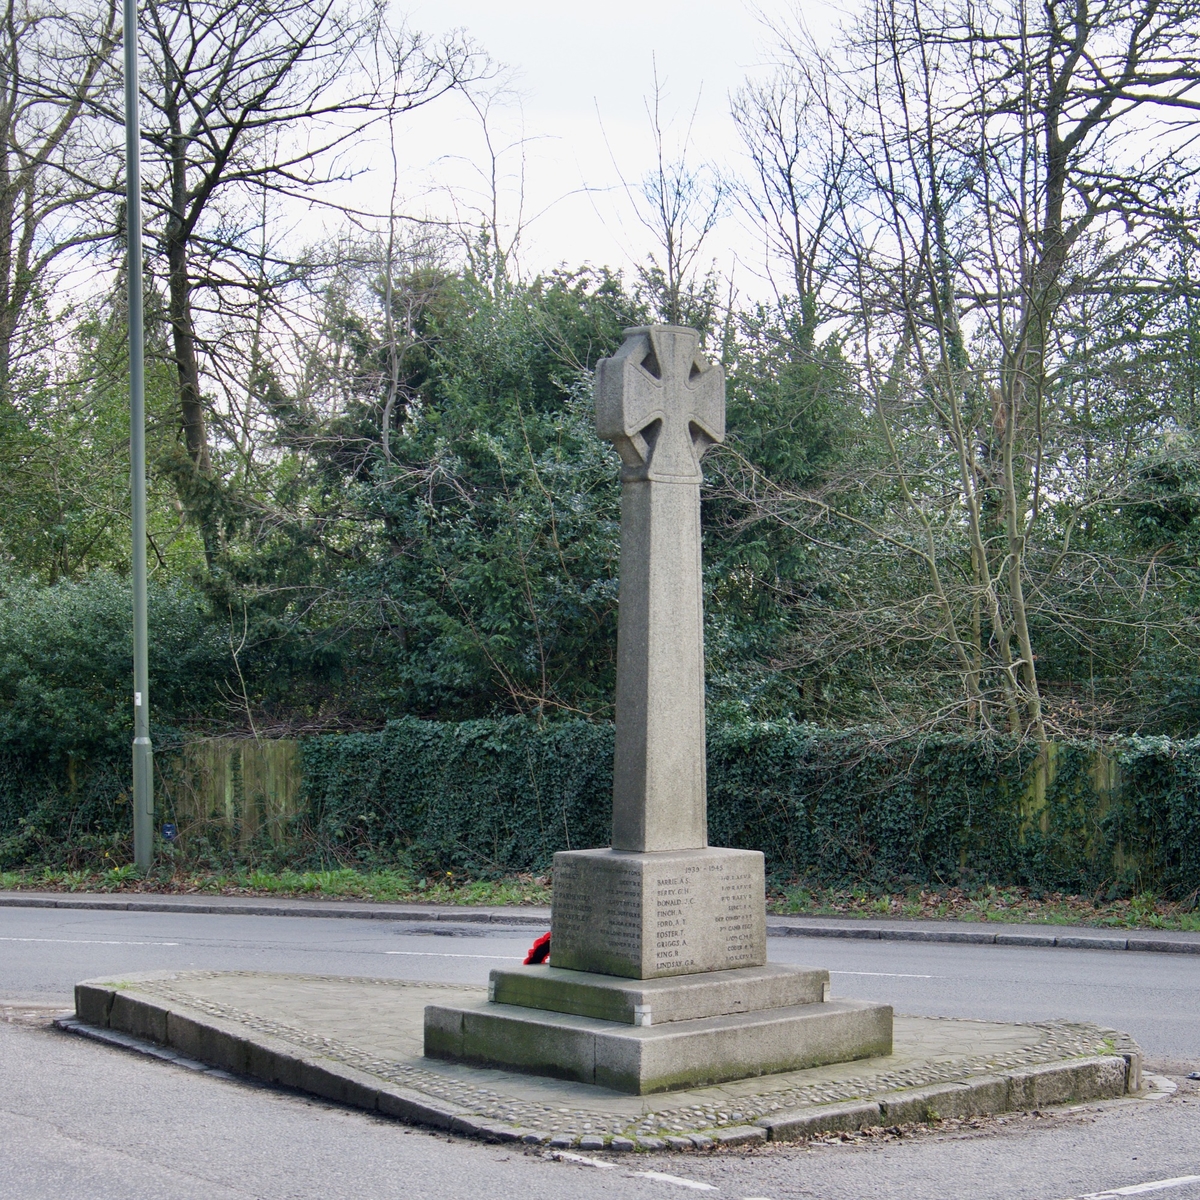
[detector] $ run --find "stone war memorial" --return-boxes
[423,325,893,1093]
[67,327,1142,1146]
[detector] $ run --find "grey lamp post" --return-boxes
[124,0,153,871]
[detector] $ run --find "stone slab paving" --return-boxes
[70,969,1142,1148]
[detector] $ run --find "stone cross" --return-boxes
[595,325,725,852]
[426,321,887,1063]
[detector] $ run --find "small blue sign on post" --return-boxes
[161,823,178,842]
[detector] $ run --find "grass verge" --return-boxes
[1,867,1197,930]
[0,866,551,907]
[770,881,1200,931]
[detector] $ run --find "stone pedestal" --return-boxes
[550,847,765,978]
[426,961,892,1094]
[488,962,829,1023]
[423,858,894,1092]
[423,848,894,1092]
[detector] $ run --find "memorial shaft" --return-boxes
[596,326,725,853]
[613,478,706,850]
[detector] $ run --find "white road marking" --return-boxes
[1065,1175,1200,1199]
[1143,1075,1179,1099]
[546,1152,721,1190]
[631,1170,718,1190]
[0,937,180,946]
[544,1150,615,1170]
[830,970,936,979]
[384,951,518,959]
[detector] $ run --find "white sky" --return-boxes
[357,0,842,301]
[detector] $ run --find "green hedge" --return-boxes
[302,718,1200,896]
[0,749,134,865]
[0,724,189,867]
[4,716,1200,898]
[301,718,615,872]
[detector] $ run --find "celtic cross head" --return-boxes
[595,326,725,483]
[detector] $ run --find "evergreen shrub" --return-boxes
[2,714,1198,897]
[301,717,1200,896]
[0,572,223,865]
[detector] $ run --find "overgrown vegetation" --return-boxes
[4,0,1200,895]
[5,0,1200,738]
[4,719,1199,907]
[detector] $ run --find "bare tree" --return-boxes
[731,61,846,329]
[732,0,1200,741]
[95,0,485,503]
[606,59,724,330]
[0,0,118,402]
[277,224,449,476]
[0,0,125,580]
[434,81,533,295]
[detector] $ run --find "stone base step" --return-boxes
[424,996,893,1095]
[489,963,828,1025]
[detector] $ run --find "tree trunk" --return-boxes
[166,230,210,474]
[164,50,209,476]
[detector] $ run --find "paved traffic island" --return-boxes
[65,968,1141,1149]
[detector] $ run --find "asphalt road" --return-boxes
[2,905,1199,1063]
[2,904,1199,1200]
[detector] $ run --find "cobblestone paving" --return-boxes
[121,971,1138,1142]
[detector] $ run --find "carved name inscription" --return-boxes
[551,849,766,977]
[653,859,757,972]
[714,868,758,964]
[552,856,643,962]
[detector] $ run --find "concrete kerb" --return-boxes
[760,1056,1133,1141]
[5,891,1198,955]
[72,976,481,1135]
[63,974,1142,1150]
[763,921,1200,956]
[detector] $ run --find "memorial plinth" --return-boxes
[423,326,892,1093]
[550,847,766,978]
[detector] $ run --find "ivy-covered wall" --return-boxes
[4,717,1199,898]
[299,719,1200,896]
[301,718,615,872]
